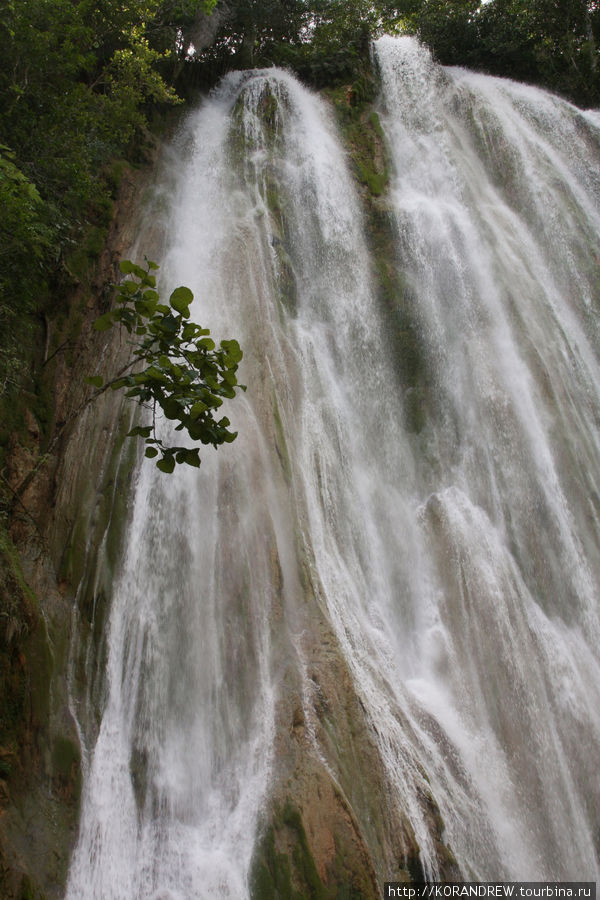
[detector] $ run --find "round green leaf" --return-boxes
[184,449,201,468]
[156,455,175,474]
[190,400,208,419]
[119,260,146,279]
[170,286,193,314]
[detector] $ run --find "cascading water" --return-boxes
[371,36,600,879]
[67,36,600,896]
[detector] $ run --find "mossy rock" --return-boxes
[229,81,287,163]
[326,76,432,423]
[251,823,296,899]
[250,802,330,900]
[327,78,389,200]
[251,795,382,900]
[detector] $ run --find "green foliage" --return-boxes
[191,0,383,88]
[275,0,377,86]
[200,0,310,69]
[90,260,245,472]
[0,0,215,210]
[0,144,54,389]
[0,0,217,394]
[476,0,600,105]
[0,147,52,262]
[250,803,329,900]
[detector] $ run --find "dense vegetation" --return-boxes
[0,0,214,395]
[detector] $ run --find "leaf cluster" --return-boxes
[89,260,244,473]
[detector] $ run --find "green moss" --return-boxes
[262,161,298,318]
[230,83,284,160]
[405,848,425,883]
[20,873,35,900]
[259,89,280,133]
[252,796,383,899]
[369,221,429,433]
[58,405,136,592]
[266,184,282,218]
[440,842,458,870]
[264,176,290,246]
[355,162,388,196]
[327,76,431,433]
[65,402,139,747]
[330,834,375,899]
[273,242,298,316]
[283,803,329,900]
[326,70,431,433]
[368,110,384,140]
[251,802,330,900]
[17,871,48,900]
[251,824,296,899]
[0,529,38,613]
[327,78,389,199]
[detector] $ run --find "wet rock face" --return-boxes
[250,558,459,897]
[0,163,150,899]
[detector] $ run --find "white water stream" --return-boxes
[67,37,600,896]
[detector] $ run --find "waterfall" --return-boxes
[371,35,600,879]
[67,37,600,896]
